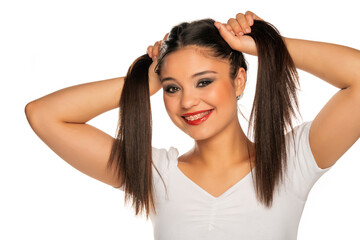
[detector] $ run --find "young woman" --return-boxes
[25,11,360,239]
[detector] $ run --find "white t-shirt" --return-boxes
[115,120,333,240]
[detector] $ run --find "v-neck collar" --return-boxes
[175,159,254,200]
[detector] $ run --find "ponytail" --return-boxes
[107,19,302,218]
[107,54,161,219]
[246,20,301,207]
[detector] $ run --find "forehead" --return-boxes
[160,46,230,79]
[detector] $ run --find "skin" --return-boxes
[160,46,255,164]
[215,11,360,171]
[158,47,256,197]
[146,11,360,197]
[145,15,265,197]
[25,11,359,193]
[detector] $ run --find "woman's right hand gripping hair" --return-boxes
[147,33,169,96]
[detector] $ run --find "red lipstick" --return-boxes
[181,109,214,125]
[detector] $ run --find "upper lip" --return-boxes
[181,108,214,117]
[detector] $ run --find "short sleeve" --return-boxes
[113,146,179,191]
[151,146,179,178]
[285,120,334,201]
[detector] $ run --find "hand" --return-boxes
[214,11,263,56]
[147,33,169,96]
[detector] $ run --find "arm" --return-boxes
[284,38,360,90]
[284,38,360,169]
[216,11,360,169]
[25,77,126,187]
[25,39,165,188]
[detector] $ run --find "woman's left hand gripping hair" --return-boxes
[214,11,263,56]
[147,33,169,96]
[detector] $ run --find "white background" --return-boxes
[1,0,359,239]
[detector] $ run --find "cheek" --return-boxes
[163,95,178,117]
[206,82,236,107]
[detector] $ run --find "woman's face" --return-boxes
[159,46,246,141]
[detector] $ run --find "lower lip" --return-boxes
[182,110,214,125]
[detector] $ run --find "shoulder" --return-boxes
[113,146,178,191]
[284,120,333,180]
[152,146,179,175]
[285,120,311,144]
[283,120,334,200]
[285,120,314,162]
[285,121,332,169]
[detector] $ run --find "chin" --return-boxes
[182,125,218,141]
[187,133,210,141]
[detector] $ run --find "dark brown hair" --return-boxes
[107,19,301,219]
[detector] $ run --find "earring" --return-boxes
[236,95,240,100]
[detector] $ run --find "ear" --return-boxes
[234,67,247,97]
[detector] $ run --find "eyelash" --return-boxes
[164,79,214,94]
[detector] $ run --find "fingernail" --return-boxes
[152,56,157,61]
[245,28,251,33]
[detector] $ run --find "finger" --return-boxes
[236,13,251,34]
[214,22,238,49]
[152,41,161,60]
[225,24,236,36]
[163,33,169,41]
[227,18,243,36]
[245,11,263,25]
[245,12,254,26]
[147,45,153,58]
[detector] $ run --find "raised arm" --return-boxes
[284,38,360,90]
[283,37,360,169]
[25,39,163,188]
[215,11,360,170]
[25,77,126,187]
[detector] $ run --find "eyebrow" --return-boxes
[160,70,218,83]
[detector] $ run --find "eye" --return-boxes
[164,85,181,93]
[197,79,214,88]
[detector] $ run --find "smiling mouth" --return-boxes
[181,109,214,125]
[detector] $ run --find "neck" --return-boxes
[192,117,255,170]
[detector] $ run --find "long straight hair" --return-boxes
[107,19,301,219]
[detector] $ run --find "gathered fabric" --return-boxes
[115,121,333,240]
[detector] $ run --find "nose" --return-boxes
[180,88,200,110]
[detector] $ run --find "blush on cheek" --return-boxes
[163,95,174,113]
[205,82,235,104]
[163,96,180,123]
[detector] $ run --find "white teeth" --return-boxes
[184,110,211,121]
